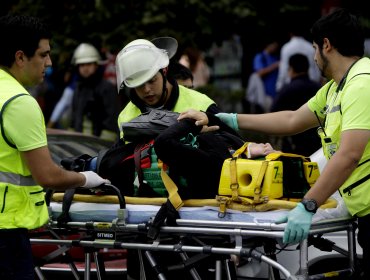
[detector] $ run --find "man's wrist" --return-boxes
[300,198,318,213]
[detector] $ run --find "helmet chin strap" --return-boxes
[153,69,168,108]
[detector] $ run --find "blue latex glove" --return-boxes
[275,203,314,244]
[215,113,239,131]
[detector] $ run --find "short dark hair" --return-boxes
[0,14,51,67]
[311,8,364,57]
[289,54,309,74]
[168,61,193,82]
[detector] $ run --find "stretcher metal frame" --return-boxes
[30,200,360,280]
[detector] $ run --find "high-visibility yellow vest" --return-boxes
[325,85,370,217]
[0,70,49,229]
[118,85,215,139]
[313,59,370,217]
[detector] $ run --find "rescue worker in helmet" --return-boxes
[52,43,120,141]
[115,37,221,280]
[115,37,221,139]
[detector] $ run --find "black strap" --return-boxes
[134,143,146,188]
[324,72,370,116]
[134,141,154,189]
[134,141,163,197]
[0,93,28,148]
[147,199,180,239]
[44,189,55,207]
[57,188,76,227]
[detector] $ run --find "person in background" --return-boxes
[179,46,210,89]
[70,43,120,142]
[179,9,370,279]
[0,14,109,280]
[47,70,77,129]
[168,60,194,89]
[271,53,321,156]
[276,17,322,92]
[252,37,280,108]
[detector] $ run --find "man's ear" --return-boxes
[14,50,25,66]
[162,67,168,76]
[323,38,331,51]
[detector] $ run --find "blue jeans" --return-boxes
[0,229,35,280]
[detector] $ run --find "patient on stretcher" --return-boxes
[154,113,277,199]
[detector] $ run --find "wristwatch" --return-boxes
[301,198,318,213]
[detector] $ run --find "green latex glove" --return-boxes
[215,113,239,131]
[275,203,314,244]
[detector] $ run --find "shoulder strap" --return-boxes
[0,93,28,148]
[134,141,152,188]
[334,73,370,115]
[160,165,184,211]
[349,72,370,80]
[325,80,335,98]
[147,164,183,240]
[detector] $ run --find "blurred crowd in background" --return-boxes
[4,0,370,154]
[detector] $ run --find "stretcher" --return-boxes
[30,187,360,280]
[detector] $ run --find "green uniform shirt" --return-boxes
[308,57,370,216]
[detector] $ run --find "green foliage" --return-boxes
[5,0,370,69]
[3,0,296,53]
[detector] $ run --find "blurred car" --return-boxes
[46,128,113,164]
[31,129,127,279]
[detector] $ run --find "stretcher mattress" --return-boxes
[50,147,343,225]
[50,192,350,224]
[45,191,356,280]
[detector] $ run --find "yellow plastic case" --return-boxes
[218,159,320,199]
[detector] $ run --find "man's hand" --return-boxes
[80,171,111,188]
[275,203,314,244]
[178,109,209,126]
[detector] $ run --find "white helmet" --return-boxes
[115,37,178,91]
[72,43,101,65]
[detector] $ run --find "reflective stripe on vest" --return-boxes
[0,171,36,186]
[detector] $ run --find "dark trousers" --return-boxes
[357,214,370,279]
[0,229,35,280]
